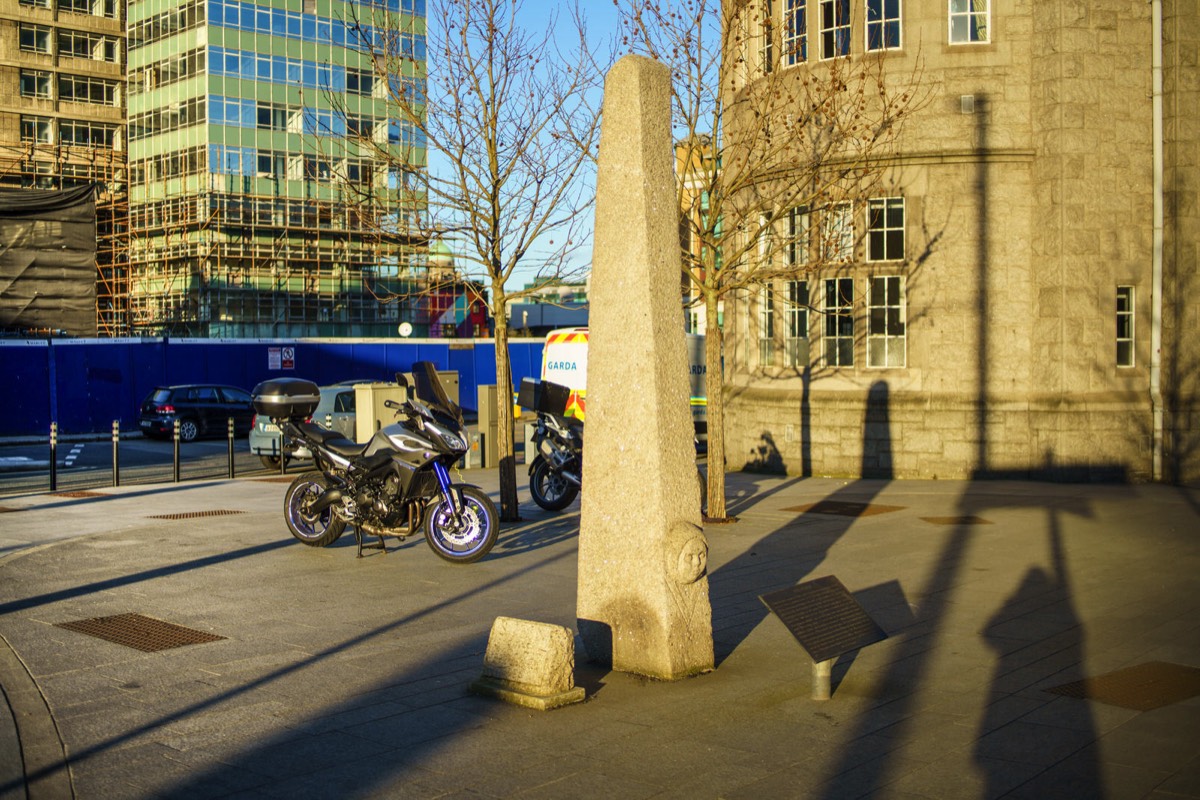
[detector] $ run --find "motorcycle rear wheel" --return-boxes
[529,456,580,511]
[284,471,346,547]
[424,485,498,563]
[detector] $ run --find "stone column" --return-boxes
[576,55,714,680]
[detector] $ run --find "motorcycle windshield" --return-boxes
[411,361,464,427]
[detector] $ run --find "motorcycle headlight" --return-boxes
[441,431,465,450]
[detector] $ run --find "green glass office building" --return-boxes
[125,0,427,336]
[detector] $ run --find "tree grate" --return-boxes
[52,491,107,498]
[784,501,906,518]
[1045,661,1200,711]
[55,613,226,652]
[919,515,993,525]
[147,509,246,520]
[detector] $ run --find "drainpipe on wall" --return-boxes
[1151,0,1165,481]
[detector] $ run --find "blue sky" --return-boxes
[431,1,626,288]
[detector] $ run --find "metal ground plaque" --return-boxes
[760,576,887,664]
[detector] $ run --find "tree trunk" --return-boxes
[703,293,729,520]
[492,290,521,522]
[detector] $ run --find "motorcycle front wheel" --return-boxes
[424,485,498,564]
[284,471,346,547]
[529,456,580,511]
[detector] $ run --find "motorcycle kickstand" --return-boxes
[353,525,387,558]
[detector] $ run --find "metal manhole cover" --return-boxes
[52,491,107,498]
[1046,661,1200,711]
[147,510,246,520]
[784,501,906,518]
[920,516,993,525]
[55,613,225,652]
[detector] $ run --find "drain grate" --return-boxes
[920,515,993,525]
[55,613,225,652]
[0,506,20,514]
[52,491,107,499]
[784,501,905,518]
[147,509,246,520]
[255,476,296,483]
[1046,661,1200,711]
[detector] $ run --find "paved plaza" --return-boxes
[1,470,1198,798]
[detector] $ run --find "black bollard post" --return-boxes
[173,418,181,482]
[280,435,286,475]
[49,421,58,492]
[227,417,235,479]
[112,420,121,487]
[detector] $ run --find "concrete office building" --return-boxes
[0,0,128,335]
[722,0,1199,484]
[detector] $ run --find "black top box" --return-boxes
[517,378,571,416]
[252,378,321,419]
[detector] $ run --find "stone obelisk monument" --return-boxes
[576,55,714,680]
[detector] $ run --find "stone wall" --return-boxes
[722,0,1196,485]
[725,384,1151,482]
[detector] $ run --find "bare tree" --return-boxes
[334,0,607,521]
[616,0,925,520]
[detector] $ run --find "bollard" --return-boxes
[173,418,181,482]
[112,420,121,487]
[812,659,833,701]
[227,417,236,479]
[325,412,332,429]
[49,421,58,491]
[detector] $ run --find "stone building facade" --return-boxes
[722,0,1198,484]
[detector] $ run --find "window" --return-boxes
[785,280,809,367]
[60,119,117,147]
[19,25,52,54]
[867,0,901,50]
[21,116,53,144]
[787,206,809,266]
[758,284,775,366]
[819,0,850,59]
[19,0,51,8]
[784,0,807,65]
[949,0,988,44]
[824,278,854,366]
[20,70,52,99]
[822,202,853,263]
[1116,286,1135,367]
[867,198,904,261]
[59,29,120,62]
[868,276,905,367]
[758,1,774,73]
[58,74,119,106]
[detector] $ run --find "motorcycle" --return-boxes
[519,378,707,514]
[523,380,583,511]
[252,362,499,563]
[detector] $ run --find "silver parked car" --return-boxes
[249,383,357,468]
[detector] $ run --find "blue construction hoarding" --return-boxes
[2,337,545,437]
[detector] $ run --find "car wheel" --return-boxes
[178,418,200,442]
[260,454,289,470]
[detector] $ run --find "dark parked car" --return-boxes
[138,384,255,442]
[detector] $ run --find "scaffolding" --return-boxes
[0,143,129,337]
[126,181,438,338]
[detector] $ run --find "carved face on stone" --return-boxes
[674,536,708,585]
